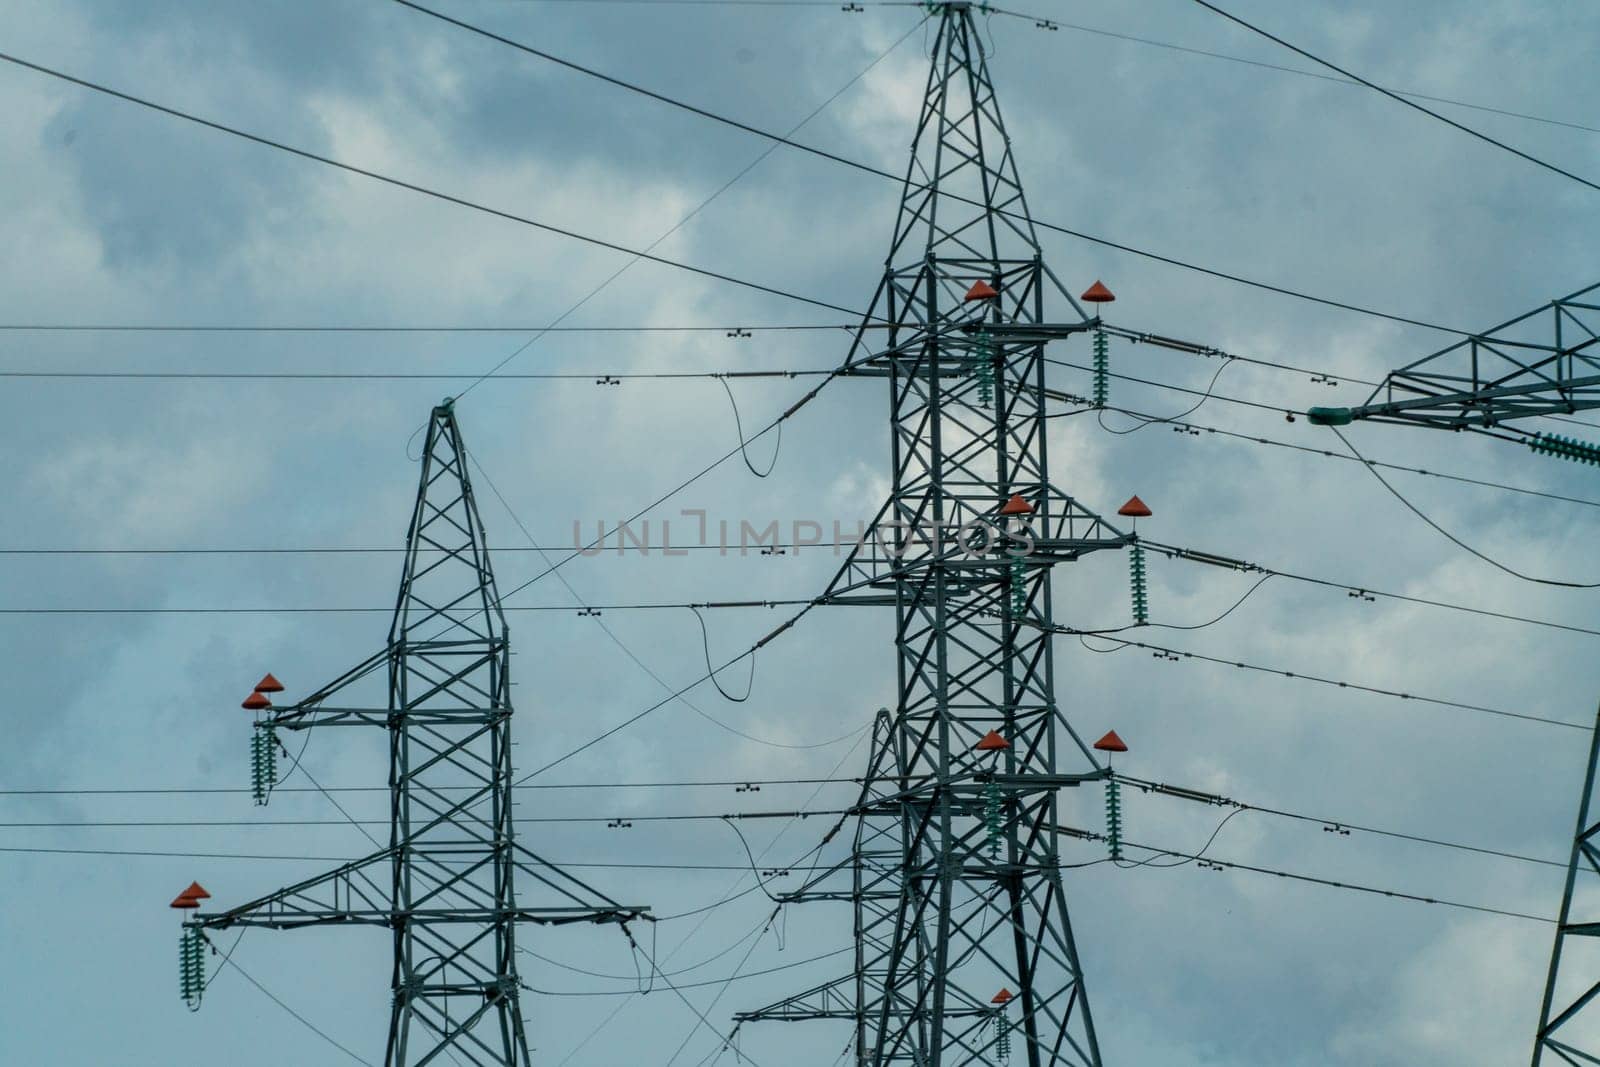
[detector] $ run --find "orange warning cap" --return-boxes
[183,882,211,901]
[998,494,1034,516]
[242,691,271,711]
[1117,495,1151,518]
[976,730,1010,752]
[964,280,1000,302]
[1081,280,1115,303]
[254,673,284,694]
[170,892,200,910]
[1093,730,1128,753]
[991,988,1014,1005]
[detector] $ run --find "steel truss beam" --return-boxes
[1308,282,1600,431]
[191,401,645,1066]
[739,6,1127,1065]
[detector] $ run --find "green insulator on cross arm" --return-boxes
[996,1014,1011,1060]
[971,334,995,406]
[1092,329,1109,408]
[179,927,205,1010]
[984,780,1002,859]
[1128,543,1149,626]
[1529,433,1600,466]
[1104,779,1123,861]
[250,732,266,806]
[1306,406,1353,426]
[262,723,278,789]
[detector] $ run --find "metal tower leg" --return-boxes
[1533,703,1600,1066]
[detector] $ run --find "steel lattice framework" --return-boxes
[191,401,645,1066]
[1310,281,1600,431]
[738,5,1130,1064]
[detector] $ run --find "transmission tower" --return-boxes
[737,4,1132,1064]
[188,400,647,1066]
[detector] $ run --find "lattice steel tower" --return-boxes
[738,4,1131,1064]
[189,401,646,1065]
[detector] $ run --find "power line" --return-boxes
[1330,425,1600,589]
[390,0,1475,335]
[0,12,1485,337]
[213,953,376,1066]
[0,845,847,871]
[0,600,811,616]
[0,776,862,797]
[1100,323,1600,432]
[1118,772,1574,874]
[0,809,851,829]
[1067,630,1587,731]
[985,6,1600,136]
[0,368,834,381]
[466,450,839,750]
[1119,403,1600,510]
[1084,829,1555,925]
[1051,377,1600,509]
[514,598,825,782]
[1146,539,1600,640]
[449,13,923,400]
[0,323,866,333]
[0,49,866,320]
[1188,0,1600,195]
[520,945,854,997]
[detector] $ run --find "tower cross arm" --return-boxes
[1307,282,1600,431]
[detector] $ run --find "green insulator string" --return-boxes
[1529,432,1600,466]
[996,1012,1011,1060]
[1091,328,1109,408]
[983,780,1002,860]
[1105,778,1123,861]
[250,723,278,806]
[973,333,995,406]
[1128,542,1149,626]
[179,926,205,1011]
[1009,556,1027,618]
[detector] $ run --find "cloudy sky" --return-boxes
[2,1,1599,1064]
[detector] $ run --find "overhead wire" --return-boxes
[1329,426,1600,588]
[467,452,849,749]
[213,953,376,1066]
[1085,830,1555,925]
[445,11,925,400]
[0,809,851,829]
[1065,630,1588,731]
[0,845,863,871]
[1047,371,1600,509]
[550,732,869,1061]
[1145,538,1600,640]
[0,322,867,333]
[386,0,1477,336]
[0,49,867,320]
[984,6,1600,136]
[0,367,835,381]
[520,944,853,996]
[1187,0,1600,195]
[1116,772,1578,874]
[719,377,782,477]
[1101,320,1600,433]
[0,600,813,615]
[0,775,868,796]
